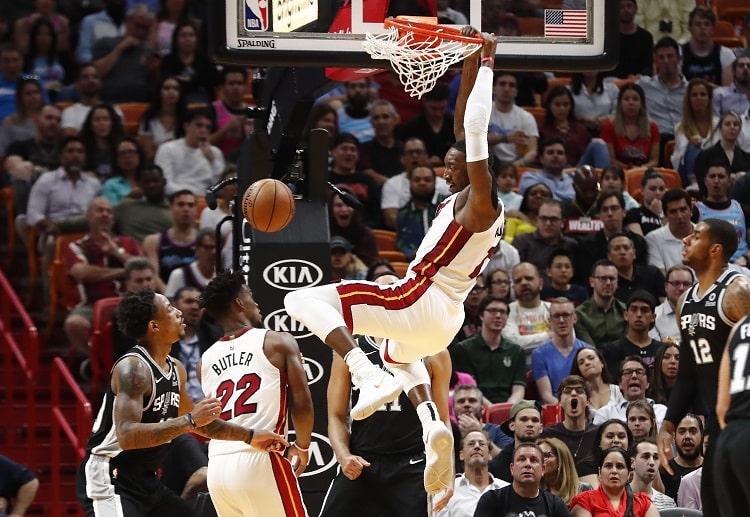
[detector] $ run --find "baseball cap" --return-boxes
[330,236,353,252]
[500,399,542,435]
[333,132,360,149]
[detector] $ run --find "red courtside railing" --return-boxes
[50,357,91,517]
[0,269,39,465]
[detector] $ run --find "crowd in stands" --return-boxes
[1,0,750,514]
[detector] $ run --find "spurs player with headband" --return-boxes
[284,29,502,494]
[199,271,314,517]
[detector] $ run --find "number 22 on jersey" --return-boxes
[216,373,261,419]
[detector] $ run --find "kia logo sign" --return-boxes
[286,431,338,478]
[264,308,313,339]
[263,260,323,291]
[302,356,325,386]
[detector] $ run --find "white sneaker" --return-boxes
[423,422,454,495]
[350,368,402,421]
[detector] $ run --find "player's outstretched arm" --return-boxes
[275,332,315,477]
[453,26,481,142]
[327,353,371,480]
[461,33,501,232]
[113,357,219,449]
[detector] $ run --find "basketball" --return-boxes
[241,179,296,232]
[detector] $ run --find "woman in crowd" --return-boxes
[599,165,639,210]
[100,137,146,205]
[79,103,125,181]
[539,437,590,505]
[504,182,553,243]
[693,111,750,196]
[159,20,220,104]
[151,0,201,56]
[568,71,618,137]
[3,75,44,131]
[13,0,70,53]
[571,347,622,415]
[484,267,512,301]
[23,17,73,97]
[670,78,719,187]
[330,236,368,282]
[600,83,660,170]
[303,102,339,148]
[328,184,378,267]
[624,169,666,236]
[570,447,659,516]
[649,342,679,405]
[1,75,43,136]
[138,75,187,161]
[539,85,609,168]
[626,399,658,441]
[495,161,523,211]
[577,419,633,489]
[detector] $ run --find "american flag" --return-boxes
[544,9,588,38]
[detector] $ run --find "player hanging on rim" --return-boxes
[284,28,502,495]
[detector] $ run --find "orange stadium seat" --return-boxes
[542,404,563,427]
[626,167,682,203]
[379,250,408,262]
[713,35,746,48]
[117,102,148,136]
[372,229,397,251]
[524,106,545,131]
[0,186,15,269]
[484,402,513,425]
[46,232,87,341]
[88,297,120,397]
[714,20,738,37]
[390,261,410,277]
[716,0,750,24]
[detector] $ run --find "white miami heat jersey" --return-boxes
[409,193,504,303]
[200,327,287,457]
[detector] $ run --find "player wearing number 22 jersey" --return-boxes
[200,271,314,517]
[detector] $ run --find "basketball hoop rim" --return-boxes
[383,18,484,45]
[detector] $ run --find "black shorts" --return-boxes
[318,450,428,517]
[76,454,199,517]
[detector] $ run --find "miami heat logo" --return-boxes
[245,0,269,31]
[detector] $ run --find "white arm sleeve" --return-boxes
[464,66,493,163]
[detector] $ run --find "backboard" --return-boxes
[208,0,619,72]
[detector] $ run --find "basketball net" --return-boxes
[363,17,482,99]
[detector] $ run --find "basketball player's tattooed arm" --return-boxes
[176,360,289,451]
[723,276,750,323]
[113,356,221,449]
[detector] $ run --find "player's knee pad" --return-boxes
[386,360,430,393]
[283,289,305,321]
